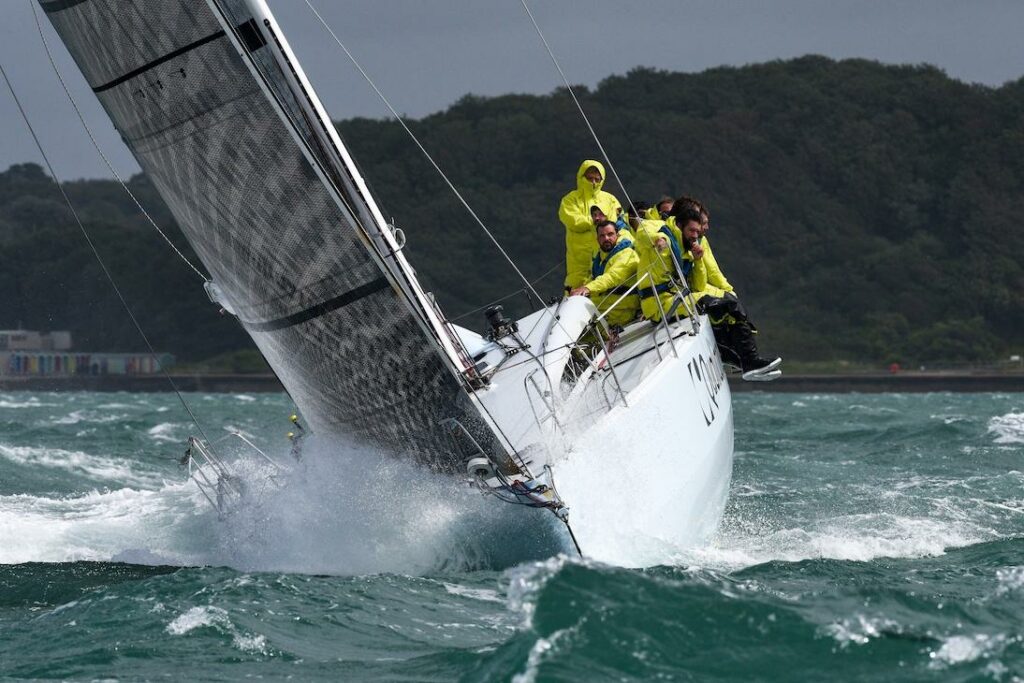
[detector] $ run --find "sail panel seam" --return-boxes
[40,0,90,13]
[241,277,390,332]
[91,29,226,93]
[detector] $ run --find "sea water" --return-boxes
[1,390,1023,680]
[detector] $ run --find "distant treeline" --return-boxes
[2,56,1022,364]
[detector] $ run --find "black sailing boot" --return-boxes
[712,322,743,372]
[732,321,782,380]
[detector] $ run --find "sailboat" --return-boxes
[38,0,737,565]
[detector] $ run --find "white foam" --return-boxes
[201,434,550,575]
[147,423,182,443]
[166,603,268,654]
[0,398,59,408]
[0,443,159,487]
[685,513,986,571]
[505,555,572,628]
[0,482,209,564]
[52,410,127,426]
[824,614,901,647]
[988,412,1024,444]
[512,635,555,683]
[442,582,503,603]
[232,633,268,653]
[995,566,1024,596]
[166,606,230,635]
[928,634,1007,668]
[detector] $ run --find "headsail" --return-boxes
[40,0,506,470]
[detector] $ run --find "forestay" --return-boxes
[40,0,505,470]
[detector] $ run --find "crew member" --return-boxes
[677,196,733,294]
[654,195,675,221]
[672,201,780,378]
[630,203,689,323]
[559,160,623,291]
[590,205,634,243]
[570,220,639,328]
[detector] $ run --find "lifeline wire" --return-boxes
[0,61,220,453]
[519,0,637,213]
[29,0,209,283]
[301,0,550,310]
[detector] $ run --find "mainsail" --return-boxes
[40,0,507,470]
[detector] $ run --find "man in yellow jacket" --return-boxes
[680,196,734,295]
[630,204,690,323]
[559,160,623,290]
[672,202,781,380]
[570,220,639,328]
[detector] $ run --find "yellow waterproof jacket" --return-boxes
[687,257,724,300]
[644,206,670,222]
[700,237,734,294]
[559,160,623,288]
[632,218,688,321]
[584,239,640,327]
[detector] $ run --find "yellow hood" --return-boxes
[575,159,606,199]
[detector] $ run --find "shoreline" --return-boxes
[1,372,1022,393]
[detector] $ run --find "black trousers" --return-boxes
[699,294,760,369]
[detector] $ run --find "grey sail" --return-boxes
[40,0,506,470]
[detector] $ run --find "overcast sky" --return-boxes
[2,0,1023,180]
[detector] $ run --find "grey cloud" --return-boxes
[2,0,1023,179]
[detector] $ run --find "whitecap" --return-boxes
[442,582,503,603]
[0,397,58,408]
[232,632,268,653]
[823,614,901,647]
[0,443,158,487]
[511,626,576,683]
[995,566,1024,596]
[928,634,1007,668]
[0,482,208,564]
[148,423,183,443]
[687,513,986,571]
[166,605,269,654]
[505,555,572,628]
[52,410,128,426]
[166,606,230,635]
[988,412,1024,444]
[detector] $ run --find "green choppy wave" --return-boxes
[1,390,1023,680]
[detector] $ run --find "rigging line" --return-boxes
[519,0,637,213]
[301,0,551,312]
[0,60,220,455]
[450,259,563,323]
[29,0,209,283]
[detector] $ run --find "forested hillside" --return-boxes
[2,57,1022,363]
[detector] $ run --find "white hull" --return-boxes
[460,301,735,567]
[553,326,734,566]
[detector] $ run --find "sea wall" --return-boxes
[1,373,1023,393]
